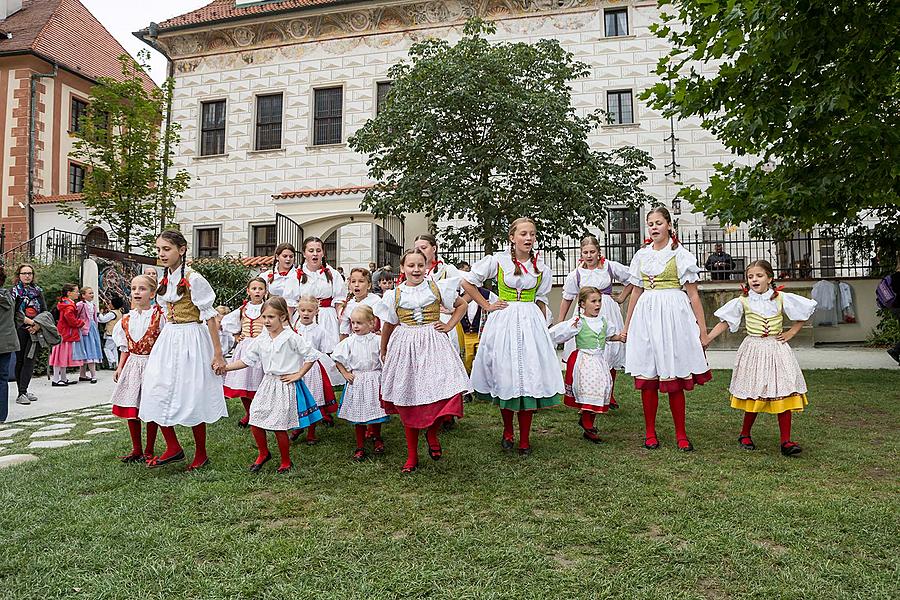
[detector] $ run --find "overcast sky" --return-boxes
[81,0,210,84]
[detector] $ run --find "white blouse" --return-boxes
[331,332,382,372]
[296,266,347,305]
[628,241,701,287]
[156,269,218,322]
[714,290,818,333]
[425,262,461,282]
[549,315,615,353]
[267,267,301,307]
[464,253,552,305]
[374,278,461,325]
[293,321,328,352]
[112,307,167,351]
[562,261,631,300]
[241,328,321,375]
[340,293,382,334]
[221,302,263,335]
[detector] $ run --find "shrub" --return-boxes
[33,260,81,306]
[867,309,900,348]
[190,258,252,311]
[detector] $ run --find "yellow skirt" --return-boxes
[730,394,808,414]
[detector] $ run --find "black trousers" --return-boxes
[14,326,35,396]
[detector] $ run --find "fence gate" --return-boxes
[276,213,304,251]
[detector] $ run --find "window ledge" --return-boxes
[193,153,229,160]
[602,122,640,129]
[306,143,347,151]
[600,34,636,40]
[248,148,285,156]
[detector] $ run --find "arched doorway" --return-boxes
[84,227,109,248]
[322,222,402,275]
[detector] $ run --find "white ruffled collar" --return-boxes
[243,302,263,318]
[581,314,607,331]
[639,241,678,276]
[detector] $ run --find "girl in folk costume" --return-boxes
[550,287,625,443]
[110,275,164,462]
[460,218,564,455]
[622,207,711,452]
[296,236,346,353]
[413,234,466,356]
[557,235,633,409]
[72,287,103,383]
[222,278,268,428]
[266,243,301,309]
[49,283,84,386]
[706,260,817,456]
[291,296,343,443]
[139,230,228,471]
[333,306,390,461]
[99,296,125,370]
[222,297,323,474]
[376,249,471,473]
[339,268,382,340]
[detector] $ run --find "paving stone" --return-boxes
[0,454,40,468]
[38,423,76,431]
[30,429,74,438]
[48,417,76,423]
[28,439,89,449]
[0,429,24,439]
[17,421,48,427]
[92,420,121,426]
[86,427,118,435]
[90,414,115,421]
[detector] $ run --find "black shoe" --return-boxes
[79,376,92,382]
[887,347,900,365]
[738,435,755,450]
[249,452,271,472]
[780,442,802,456]
[500,437,514,451]
[643,436,660,450]
[441,417,456,432]
[677,438,695,452]
[51,381,69,387]
[518,447,532,456]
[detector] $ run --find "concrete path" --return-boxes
[6,374,115,422]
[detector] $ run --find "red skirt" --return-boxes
[382,393,464,429]
[634,371,712,393]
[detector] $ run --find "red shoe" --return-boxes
[276,463,293,474]
[372,437,385,455]
[352,448,367,462]
[582,429,602,444]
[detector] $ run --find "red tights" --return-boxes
[240,398,252,425]
[741,411,793,442]
[402,423,442,469]
[500,409,534,449]
[580,411,596,431]
[640,388,690,449]
[157,424,208,468]
[251,425,292,469]
[125,420,158,458]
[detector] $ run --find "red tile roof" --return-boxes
[0,0,156,92]
[32,193,83,205]
[240,255,276,268]
[156,0,351,31]
[273,185,372,200]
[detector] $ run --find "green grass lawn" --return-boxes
[1,370,898,599]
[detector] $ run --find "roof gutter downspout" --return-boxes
[28,64,58,240]
[143,22,175,233]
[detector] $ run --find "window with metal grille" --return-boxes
[255,93,283,151]
[252,224,277,257]
[376,81,392,114]
[314,87,343,145]
[604,8,628,37]
[607,90,634,124]
[201,100,226,156]
[196,227,220,258]
[70,97,88,133]
[68,162,85,193]
[607,208,641,265]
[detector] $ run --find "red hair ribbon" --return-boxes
[741,284,750,296]
[599,256,606,267]
[267,272,274,282]
[772,284,785,299]
[178,276,190,289]
[643,237,652,245]
[431,260,443,273]
[160,275,168,287]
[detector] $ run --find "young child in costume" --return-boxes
[222,277,268,428]
[99,296,125,370]
[413,234,466,357]
[460,218,564,455]
[339,267,381,340]
[707,260,817,456]
[222,296,323,474]
[111,275,164,462]
[267,243,301,311]
[296,236,346,353]
[72,287,103,383]
[377,250,471,473]
[139,230,228,471]
[557,235,633,409]
[550,287,624,443]
[622,207,711,452]
[332,305,390,462]
[49,283,84,386]
[291,296,343,443]
[214,306,234,356]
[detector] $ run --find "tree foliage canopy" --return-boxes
[643,0,900,237]
[65,51,190,254]
[350,19,654,254]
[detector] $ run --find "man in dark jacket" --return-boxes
[0,267,23,422]
[705,243,735,281]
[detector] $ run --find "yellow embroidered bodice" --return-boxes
[742,295,784,337]
[395,281,442,326]
[167,285,202,324]
[642,257,680,290]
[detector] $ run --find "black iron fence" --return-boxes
[441,228,878,286]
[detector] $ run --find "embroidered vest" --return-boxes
[742,295,784,337]
[241,304,264,338]
[395,281,442,326]
[166,284,202,324]
[575,317,608,351]
[642,256,680,290]
[497,266,542,302]
[104,309,123,335]
[123,306,163,355]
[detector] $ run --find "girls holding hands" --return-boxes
[111,275,164,462]
[376,249,471,473]
[707,260,817,456]
[460,218,564,455]
[222,297,324,473]
[140,230,227,471]
[222,277,268,428]
[332,305,389,461]
[622,207,711,452]
[296,236,346,353]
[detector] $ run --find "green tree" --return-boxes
[643,0,900,237]
[349,19,654,254]
[65,50,190,254]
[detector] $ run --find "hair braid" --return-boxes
[176,262,187,296]
[511,243,522,276]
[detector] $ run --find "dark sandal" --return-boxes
[780,442,802,456]
[676,438,695,452]
[186,458,210,472]
[738,435,756,450]
[428,445,443,461]
[119,452,145,463]
[146,450,185,468]
[643,436,660,450]
[276,463,293,474]
[372,438,385,455]
[518,447,532,456]
[249,452,271,473]
[609,399,620,410]
[306,437,319,446]
[500,437,514,451]
[352,448,367,462]
[400,464,417,474]
[582,430,602,444]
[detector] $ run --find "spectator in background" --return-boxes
[1,266,23,422]
[374,269,395,297]
[886,257,900,366]
[11,263,45,405]
[705,243,735,281]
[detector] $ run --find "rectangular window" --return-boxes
[313,86,343,145]
[607,90,634,125]
[252,224,277,257]
[607,208,641,265]
[70,97,88,133]
[201,100,226,156]
[604,8,628,37]
[68,162,85,193]
[196,227,220,258]
[255,93,283,151]
[376,81,392,114]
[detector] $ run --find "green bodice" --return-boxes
[497,266,542,303]
[575,317,608,350]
